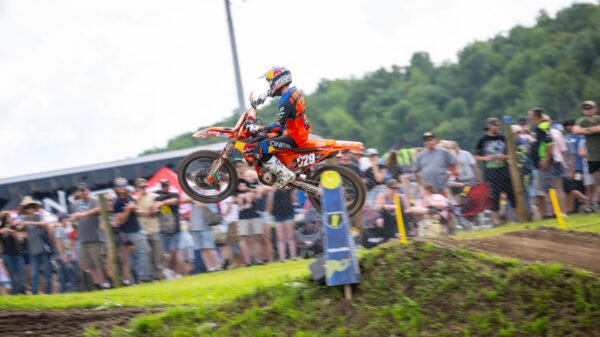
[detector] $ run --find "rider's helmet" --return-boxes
[261,66,292,97]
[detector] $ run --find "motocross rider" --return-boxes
[247,66,312,189]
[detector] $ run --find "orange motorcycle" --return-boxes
[176,95,367,216]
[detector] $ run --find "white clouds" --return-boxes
[0,0,588,178]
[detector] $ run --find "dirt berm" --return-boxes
[431,227,600,273]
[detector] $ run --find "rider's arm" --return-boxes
[264,105,291,134]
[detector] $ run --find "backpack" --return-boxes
[201,204,222,227]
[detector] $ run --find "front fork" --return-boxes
[206,141,234,185]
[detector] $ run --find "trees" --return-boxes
[142,3,600,156]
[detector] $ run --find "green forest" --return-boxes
[143,3,600,155]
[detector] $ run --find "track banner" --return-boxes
[320,170,360,286]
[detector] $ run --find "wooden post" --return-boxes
[98,194,121,288]
[344,284,353,300]
[503,116,528,222]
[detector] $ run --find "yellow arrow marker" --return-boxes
[393,193,408,244]
[549,188,566,229]
[329,214,340,228]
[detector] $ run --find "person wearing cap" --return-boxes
[134,178,164,281]
[53,212,78,293]
[373,179,406,241]
[364,148,386,191]
[510,124,534,209]
[336,150,362,177]
[154,179,183,277]
[542,115,569,212]
[573,100,600,207]
[112,177,152,283]
[69,182,110,289]
[563,119,591,213]
[350,148,369,172]
[19,196,52,294]
[528,108,555,218]
[475,117,516,226]
[413,132,457,193]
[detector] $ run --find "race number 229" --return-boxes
[297,153,316,167]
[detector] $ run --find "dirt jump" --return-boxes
[1,227,599,336]
[431,227,600,273]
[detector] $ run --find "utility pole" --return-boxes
[224,0,245,114]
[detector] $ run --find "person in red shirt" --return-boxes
[247,66,312,189]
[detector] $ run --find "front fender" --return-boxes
[193,127,235,138]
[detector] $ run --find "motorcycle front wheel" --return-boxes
[177,150,238,203]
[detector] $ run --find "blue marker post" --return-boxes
[320,171,360,299]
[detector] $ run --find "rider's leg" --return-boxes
[255,136,297,189]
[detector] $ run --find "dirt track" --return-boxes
[432,227,600,273]
[0,307,149,337]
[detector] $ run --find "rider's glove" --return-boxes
[246,124,261,134]
[251,93,268,109]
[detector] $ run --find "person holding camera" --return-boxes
[19,197,51,294]
[154,179,183,278]
[133,178,164,281]
[53,212,78,293]
[0,211,26,294]
[112,177,151,283]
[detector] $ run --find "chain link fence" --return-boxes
[1,123,598,295]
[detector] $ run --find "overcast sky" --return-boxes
[0,0,588,179]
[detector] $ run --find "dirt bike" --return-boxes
[176,94,367,216]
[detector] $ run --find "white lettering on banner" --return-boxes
[42,188,116,214]
[43,190,67,213]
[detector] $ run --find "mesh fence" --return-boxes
[1,125,598,295]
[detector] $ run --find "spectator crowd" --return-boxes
[0,100,598,295]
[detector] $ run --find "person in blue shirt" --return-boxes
[563,119,591,213]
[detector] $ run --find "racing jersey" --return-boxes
[264,86,311,146]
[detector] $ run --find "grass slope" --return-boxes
[116,242,600,337]
[0,260,310,310]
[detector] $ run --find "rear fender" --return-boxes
[193,127,235,139]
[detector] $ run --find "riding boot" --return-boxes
[263,156,296,189]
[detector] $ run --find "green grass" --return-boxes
[456,213,600,240]
[114,242,600,337]
[0,260,310,310]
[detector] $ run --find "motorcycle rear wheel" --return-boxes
[307,165,366,217]
[177,150,238,203]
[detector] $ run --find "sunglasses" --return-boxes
[115,183,128,187]
[583,106,595,111]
